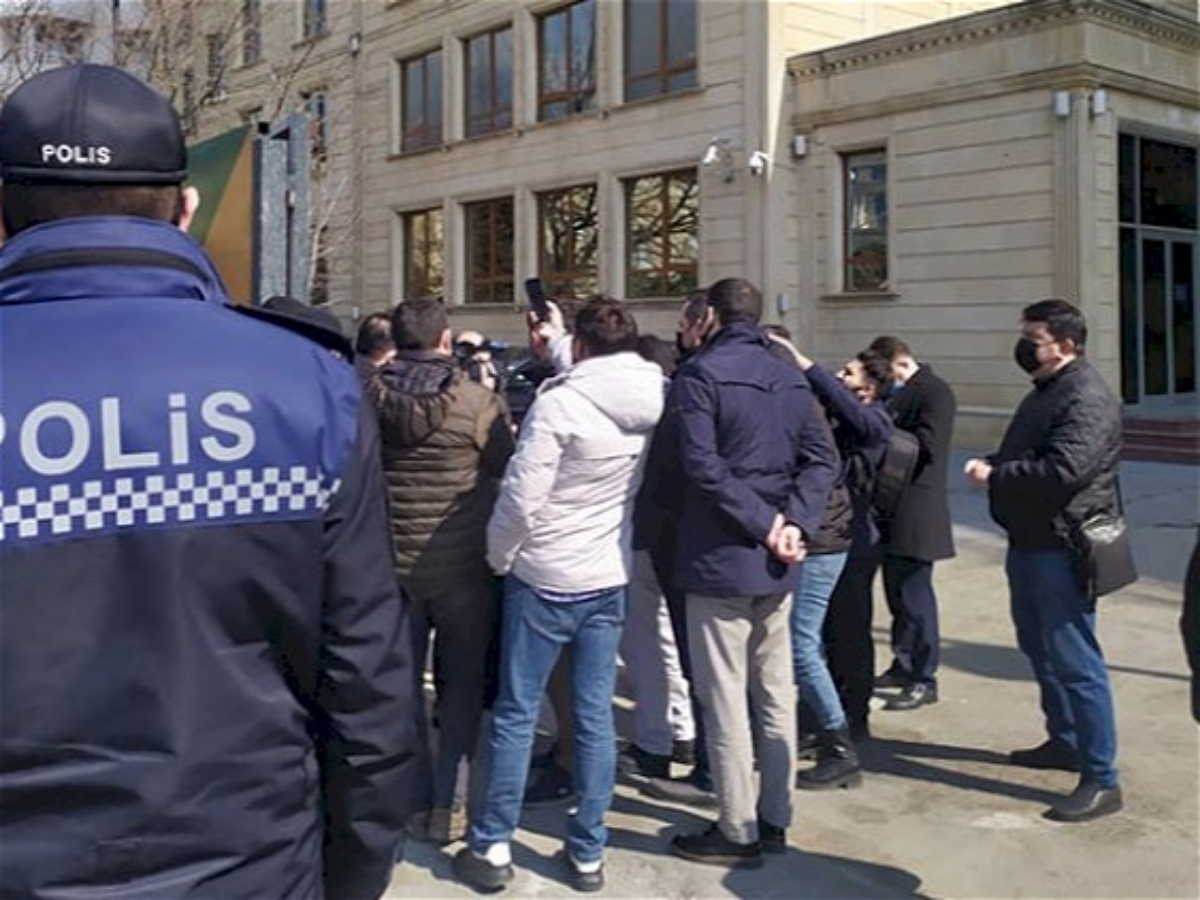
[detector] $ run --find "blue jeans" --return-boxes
[1006,547,1119,787]
[790,551,850,731]
[469,576,626,864]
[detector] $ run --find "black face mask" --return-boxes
[1013,337,1042,374]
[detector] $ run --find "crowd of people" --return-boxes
[1,63,1195,900]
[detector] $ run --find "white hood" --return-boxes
[550,351,665,433]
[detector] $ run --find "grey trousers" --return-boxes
[687,591,796,844]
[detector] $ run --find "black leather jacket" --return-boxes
[987,359,1123,550]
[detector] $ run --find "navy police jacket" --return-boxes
[666,323,837,596]
[0,218,422,900]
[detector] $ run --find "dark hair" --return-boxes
[707,278,762,326]
[868,335,912,362]
[856,348,894,396]
[391,296,448,351]
[762,323,792,341]
[355,312,395,358]
[636,334,677,378]
[682,290,709,325]
[1022,297,1087,350]
[2,182,184,235]
[574,295,638,358]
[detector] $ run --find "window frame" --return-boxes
[301,0,328,41]
[623,0,698,103]
[205,33,228,98]
[841,149,889,294]
[399,47,444,153]
[242,0,262,66]
[537,183,600,299]
[536,0,597,123]
[464,197,516,304]
[463,25,514,139]
[402,207,446,301]
[624,168,699,300]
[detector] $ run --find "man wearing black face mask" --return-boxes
[965,298,1125,823]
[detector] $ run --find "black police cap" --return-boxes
[0,64,186,186]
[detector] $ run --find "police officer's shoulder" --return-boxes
[231,296,354,362]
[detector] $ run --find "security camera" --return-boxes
[700,139,724,168]
[748,150,770,176]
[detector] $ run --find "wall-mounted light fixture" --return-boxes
[700,137,734,183]
[792,135,808,159]
[1090,88,1108,119]
[347,32,363,56]
[748,150,771,176]
[1053,90,1071,119]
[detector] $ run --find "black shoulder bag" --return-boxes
[1072,490,1138,598]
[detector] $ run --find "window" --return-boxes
[625,169,698,298]
[243,0,262,65]
[206,34,227,98]
[181,69,197,135]
[403,208,445,300]
[465,198,515,303]
[302,91,328,162]
[301,0,328,40]
[843,150,888,292]
[537,0,596,122]
[400,48,443,152]
[464,27,513,138]
[624,0,697,102]
[538,185,599,299]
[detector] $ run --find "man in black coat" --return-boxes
[1182,529,1200,723]
[869,336,957,710]
[966,298,1124,823]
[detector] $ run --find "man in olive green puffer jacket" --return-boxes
[363,297,515,845]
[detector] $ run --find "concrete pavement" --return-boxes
[386,455,1199,899]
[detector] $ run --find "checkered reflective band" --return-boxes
[0,466,341,545]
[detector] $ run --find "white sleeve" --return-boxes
[486,397,565,574]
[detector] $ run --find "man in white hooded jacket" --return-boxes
[453,297,664,894]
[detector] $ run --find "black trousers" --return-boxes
[650,537,709,778]
[883,556,941,686]
[823,550,881,733]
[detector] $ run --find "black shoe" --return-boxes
[757,818,787,854]
[1009,739,1080,773]
[848,720,871,744]
[1044,781,1123,823]
[671,823,763,869]
[523,763,575,808]
[555,850,604,893]
[617,743,671,779]
[641,768,717,809]
[672,738,696,767]
[452,847,514,893]
[796,731,821,762]
[883,682,938,711]
[874,668,910,689]
[796,728,863,790]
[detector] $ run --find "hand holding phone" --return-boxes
[524,277,551,323]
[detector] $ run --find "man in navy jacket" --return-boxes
[667,279,835,868]
[0,66,421,899]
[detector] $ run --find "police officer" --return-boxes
[0,66,422,899]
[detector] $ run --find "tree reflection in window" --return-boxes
[465,198,515,304]
[625,170,698,298]
[538,0,596,122]
[539,185,599,299]
[403,208,444,300]
[844,150,888,292]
